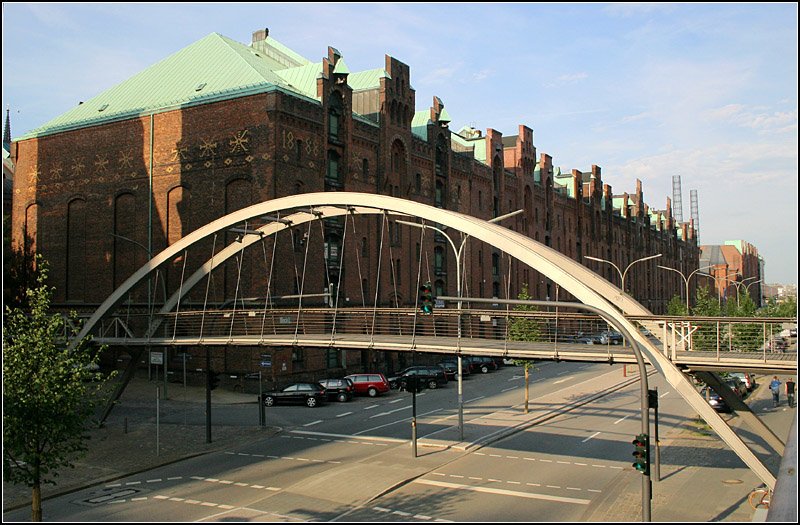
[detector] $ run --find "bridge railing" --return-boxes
[84,308,796,364]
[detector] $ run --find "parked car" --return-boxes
[438,358,471,379]
[724,376,747,398]
[598,330,623,345]
[701,387,731,413]
[318,378,354,402]
[261,383,327,408]
[389,366,448,391]
[575,333,604,345]
[344,373,391,397]
[728,372,757,392]
[465,356,497,374]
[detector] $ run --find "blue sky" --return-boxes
[2,3,797,284]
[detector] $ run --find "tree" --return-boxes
[3,257,113,521]
[2,217,36,310]
[666,294,688,316]
[691,286,722,352]
[508,284,541,414]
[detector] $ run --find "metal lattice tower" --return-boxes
[690,189,699,235]
[672,175,684,223]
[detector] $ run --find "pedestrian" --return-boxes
[786,378,795,408]
[769,376,782,407]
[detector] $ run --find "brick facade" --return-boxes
[9,29,700,383]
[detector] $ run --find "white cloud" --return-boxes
[704,104,798,134]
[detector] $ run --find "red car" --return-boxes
[344,373,391,397]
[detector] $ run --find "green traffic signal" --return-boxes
[632,433,650,475]
[419,281,433,314]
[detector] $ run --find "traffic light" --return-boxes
[419,281,434,314]
[208,369,220,391]
[632,433,650,475]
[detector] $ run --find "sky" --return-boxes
[2,3,798,285]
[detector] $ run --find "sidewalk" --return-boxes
[3,374,272,513]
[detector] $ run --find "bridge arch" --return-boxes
[72,192,775,488]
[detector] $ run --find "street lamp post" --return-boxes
[398,208,523,441]
[657,265,713,311]
[584,254,662,295]
[731,277,761,309]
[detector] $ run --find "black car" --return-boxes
[261,383,327,408]
[318,378,354,402]
[465,356,497,374]
[438,358,471,379]
[701,387,731,413]
[389,366,448,391]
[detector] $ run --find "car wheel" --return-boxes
[263,396,275,407]
[306,396,318,408]
[368,387,378,397]
[337,392,348,402]
[481,365,489,374]
[428,379,438,389]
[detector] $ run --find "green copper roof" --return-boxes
[333,59,350,75]
[275,62,323,99]
[20,33,296,139]
[411,110,431,140]
[348,68,390,91]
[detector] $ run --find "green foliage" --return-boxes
[691,286,721,317]
[666,295,688,316]
[759,296,797,318]
[3,257,113,492]
[508,284,540,370]
[2,217,36,310]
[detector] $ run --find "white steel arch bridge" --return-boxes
[71,192,795,490]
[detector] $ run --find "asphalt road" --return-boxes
[3,362,792,522]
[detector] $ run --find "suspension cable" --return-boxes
[410,220,426,348]
[293,210,315,344]
[329,210,349,346]
[172,249,188,342]
[229,220,249,340]
[370,211,387,346]
[199,233,218,341]
[259,214,280,341]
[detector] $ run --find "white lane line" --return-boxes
[660,391,669,398]
[292,430,407,443]
[389,398,404,404]
[465,395,486,403]
[369,405,411,419]
[582,431,601,443]
[336,411,353,418]
[501,387,517,393]
[553,376,574,384]
[303,420,322,427]
[363,404,379,410]
[414,479,590,505]
[614,415,630,424]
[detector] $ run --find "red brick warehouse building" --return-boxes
[10,28,699,380]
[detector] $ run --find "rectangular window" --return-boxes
[326,349,340,368]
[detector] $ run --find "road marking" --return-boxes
[554,376,574,384]
[369,405,411,418]
[465,395,486,403]
[582,431,601,443]
[501,387,517,392]
[336,411,353,418]
[660,392,669,398]
[364,404,379,410]
[614,415,630,424]
[292,430,407,443]
[303,420,322,427]
[389,398,404,404]
[414,479,590,505]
